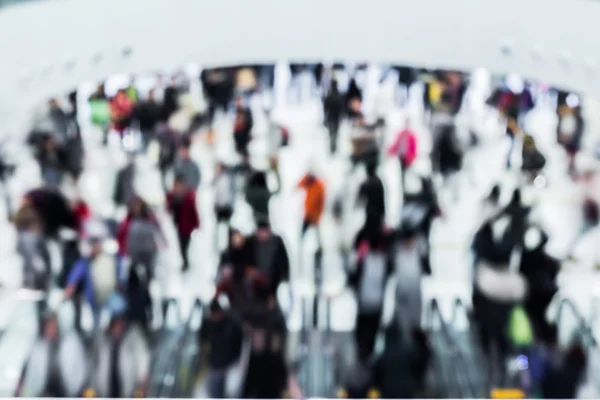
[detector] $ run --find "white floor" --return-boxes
[0,77,600,394]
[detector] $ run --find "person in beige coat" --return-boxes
[91,294,150,398]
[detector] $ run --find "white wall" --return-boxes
[1,0,600,131]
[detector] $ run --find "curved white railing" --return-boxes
[1,0,600,131]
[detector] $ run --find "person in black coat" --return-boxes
[200,299,243,399]
[519,226,559,337]
[247,220,290,298]
[125,267,152,337]
[323,80,345,153]
[541,342,587,399]
[134,90,160,147]
[434,123,463,178]
[356,162,386,247]
[245,170,271,221]
[372,323,432,398]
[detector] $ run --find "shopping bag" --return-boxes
[508,305,533,347]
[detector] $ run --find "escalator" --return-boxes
[426,298,480,398]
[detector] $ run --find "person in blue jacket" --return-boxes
[64,227,126,332]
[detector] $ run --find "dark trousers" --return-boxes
[326,118,341,154]
[355,310,382,357]
[178,232,191,271]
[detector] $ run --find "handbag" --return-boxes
[508,305,533,347]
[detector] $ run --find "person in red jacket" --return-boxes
[388,118,418,188]
[167,175,200,271]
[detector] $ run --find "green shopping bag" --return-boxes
[89,99,110,127]
[126,86,138,103]
[508,305,533,347]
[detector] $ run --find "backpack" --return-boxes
[358,252,387,313]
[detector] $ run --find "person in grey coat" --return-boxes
[173,137,201,190]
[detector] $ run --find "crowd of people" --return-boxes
[1,63,597,399]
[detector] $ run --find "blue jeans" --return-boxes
[207,369,227,398]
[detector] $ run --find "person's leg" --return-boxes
[73,295,83,333]
[506,135,515,169]
[178,232,191,271]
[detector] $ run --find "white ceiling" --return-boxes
[0,0,599,131]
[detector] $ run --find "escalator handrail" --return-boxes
[160,297,203,398]
[556,297,596,347]
[427,298,477,398]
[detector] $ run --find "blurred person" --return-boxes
[521,135,546,178]
[247,220,290,298]
[214,264,269,318]
[519,226,559,335]
[245,169,272,222]
[557,105,584,176]
[23,187,78,238]
[505,116,522,170]
[92,294,150,398]
[297,171,326,251]
[471,200,528,383]
[155,123,180,190]
[110,89,134,134]
[113,155,137,208]
[166,175,200,271]
[356,162,386,248]
[213,162,235,249]
[133,89,160,148]
[401,171,441,275]
[341,348,374,399]
[528,324,559,397]
[199,299,244,398]
[541,341,588,399]
[233,97,253,161]
[323,79,345,153]
[242,309,293,399]
[433,123,463,198]
[173,136,201,190]
[346,77,363,111]
[387,118,418,185]
[64,223,126,332]
[372,324,432,398]
[17,214,51,318]
[218,229,252,279]
[116,197,163,282]
[37,134,66,187]
[125,267,152,338]
[17,312,89,397]
[349,232,393,357]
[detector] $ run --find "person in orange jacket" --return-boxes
[297,172,326,249]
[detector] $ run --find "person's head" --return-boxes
[256,220,271,241]
[488,184,501,204]
[230,229,245,249]
[305,172,316,185]
[129,197,148,218]
[42,312,59,341]
[178,137,191,159]
[209,298,225,321]
[172,175,188,196]
[89,237,104,257]
[49,98,60,110]
[235,96,244,109]
[523,135,536,152]
[147,89,155,101]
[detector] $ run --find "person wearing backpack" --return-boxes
[348,233,393,357]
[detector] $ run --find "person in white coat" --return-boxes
[91,294,150,398]
[18,312,89,397]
